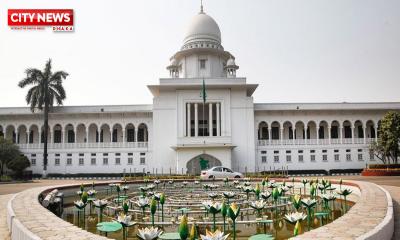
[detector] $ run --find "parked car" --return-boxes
[200,166,243,179]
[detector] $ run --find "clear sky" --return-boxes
[0,0,399,107]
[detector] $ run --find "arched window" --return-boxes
[138,123,148,142]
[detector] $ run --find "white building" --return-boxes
[1,7,399,176]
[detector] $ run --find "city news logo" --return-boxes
[8,9,74,32]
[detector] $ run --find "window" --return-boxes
[273,150,279,154]
[286,155,292,162]
[128,157,133,165]
[67,158,72,165]
[115,153,121,156]
[31,154,36,157]
[311,155,316,162]
[31,159,36,165]
[286,150,291,154]
[79,158,84,165]
[334,149,339,153]
[91,153,96,156]
[261,156,267,163]
[115,158,121,165]
[322,155,328,162]
[200,59,206,69]
[67,153,72,157]
[112,129,118,142]
[103,153,108,156]
[127,129,135,142]
[55,158,60,166]
[310,150,315,153]
[346,154,351,161]
[298,155,304,162]
[322,150,327,153]
[140,152,146,165]
[274,155,279,163]
[369,151,375,161]
[298,150,303,154]
[91,158,96,165]
[55,153,60,157]
[346,149,351,153]
[334,154,340,162]
[128,153,133,156]
[67,130,75,143]
[261,151,267,154]
[103,158,108,165]
[358,154,363,161]
[54,130,62,143]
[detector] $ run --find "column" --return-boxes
[75,127,78,143]
[86,127,89,145]
[363,127,366,144]
[328,127,331,144]
[351,127,355,144]
[316,126,319,143]
[97,128,100,143]
[110,128,113,142]
[216,103,220,136]
[16,130,19,144]
[62,130,65,143]
[187,103,191,137]
[304,127,308,144]
[26,131,29,144]
[292,128,295,145]
[280,128,283,144]
[209,103,213,137]
[268,128,272,145]
[340,127,343,144]
[122,128,126,143]
[194,103,198,137]
[38,129,41,146]
[374,125,378,142]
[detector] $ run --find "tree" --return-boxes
[18,59,68,177]
[370,111,400,164]
[0,138,21,177]
[7,155,30,179]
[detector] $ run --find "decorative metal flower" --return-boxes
[200,229,230,240]
[87,189,97,197]
[261,191,271,200]
[249,200,266,210]
[122,185,129,191]
[284,212,307,224]
[194,180,200,185]
[93,199,108,208]
[228,203,240,221]
[337,188,352,197]
[208,192,219,200]
[179,215,189,240]
[292,194,302,210]
[154,179,161,185]
[74,200,86,209]
[117,213,136,227]
[137,227,163,240]
[223,192,236,199]
[301,198,317,208]
[136,197,150,208]
[322,193,336,201]
[233,180,240,185]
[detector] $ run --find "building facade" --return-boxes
[1,8,399,176]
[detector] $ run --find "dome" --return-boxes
[183,12,221,46]
[227,57,236,66]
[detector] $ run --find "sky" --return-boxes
[0,0,399,107]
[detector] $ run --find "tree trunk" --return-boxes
[43,84,49,178]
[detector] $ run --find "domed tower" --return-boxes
[167,5,238,78]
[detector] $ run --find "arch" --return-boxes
[65,124,75,143]
[307,121,317,139]
[88,123,98,143]
[343,120,352,139]
[17,125,28,144]
[330,120,340,139]
[126,123,136,142]
[100,123,111,143]
[137,123,148,142]
[282,121,293,140]
[258,121,268,140]
[366,120,376,139]
[76,124,86,143]
[354,120,363,138]
[294,121,305,139]
[271,121,280,140]
[53,124,63,143]
[29,124,39,144]
[186,154,222,175]
[318,121,329,139]
[40,125,51,143]
[5,125,16,143]
[112,123,123,142]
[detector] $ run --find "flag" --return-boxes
[200,78,207,103]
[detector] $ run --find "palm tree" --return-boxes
[18,59,68,177]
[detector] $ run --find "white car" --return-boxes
[200,166,243,179]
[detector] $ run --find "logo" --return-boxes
[8,9,74,32]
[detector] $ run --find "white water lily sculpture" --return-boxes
[87,189,97,196]
[117,213,136,227]
[136,197,150,208]
[122,185,129,191]
[93,199,108,208]
[322,193,337,201]
[154,180,161,185]
[233,180,240,185]
[200,229,230,240]
[261,191,271,200]
[194,180,200,185]
[301,198,317,208]
[208,192,219,199]
[223,192,236,199]
[284,212,307,224]
[74,200,86,209]
[249,200,266,210]
[137,227,163,240]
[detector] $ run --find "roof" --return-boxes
[254,102,400,111]
[0,104,153,115]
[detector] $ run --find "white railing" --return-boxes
[257,138,376,146]
[17,142,149,149]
